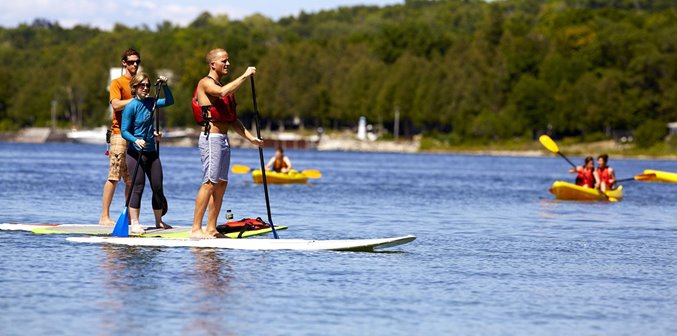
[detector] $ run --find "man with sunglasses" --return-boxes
[189,48,263,239]
[99,48,141,226]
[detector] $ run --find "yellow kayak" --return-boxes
[643,169,677,183]
[252,169,309,184]
[548,181,624,202]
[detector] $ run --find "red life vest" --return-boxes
[216,217,271,238]
[191,86,237,125]
[576,168,595,187]
[597,166,613,187]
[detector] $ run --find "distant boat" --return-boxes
[66,126,108,145]
[66,126,194,145]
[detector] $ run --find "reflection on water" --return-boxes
[95,245,235,335]
[183,249,233,335]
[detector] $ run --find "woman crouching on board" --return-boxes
[121,72,173,234]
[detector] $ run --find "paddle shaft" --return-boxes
[251,76,279,239]
[557,152,577,169]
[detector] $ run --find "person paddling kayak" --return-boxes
[595,154,616,192]
[265,145,293,173]
[569,156,597,188]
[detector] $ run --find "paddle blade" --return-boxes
[111,207,129,237]
[538,134,560,153]
[302,169,322,179]
[634,173,656,181]
[231,165,251,174]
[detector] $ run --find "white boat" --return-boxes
[65,127,193,146]
[66,126,108,145]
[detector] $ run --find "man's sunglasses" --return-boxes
[125,60,141,65]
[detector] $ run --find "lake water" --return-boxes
[1,142,676,335]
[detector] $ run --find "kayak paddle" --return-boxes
[251,76,279,239]
[642,169,677,183]
[231,164,321,178]
[616,173,656,183]
[538,134,576,168]
[112,81,164,237]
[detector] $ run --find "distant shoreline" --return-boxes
[2,128,676,161]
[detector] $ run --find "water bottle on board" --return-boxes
[226,209,234,222]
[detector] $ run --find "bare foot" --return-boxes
[155,221,172,229]
[99,218,115,226]
[130,224,146,234]
[204,231,226,239]
[189,230,205,239]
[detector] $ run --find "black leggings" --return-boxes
[126,148,165,210]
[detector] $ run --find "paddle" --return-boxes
[153,83,168,216]
[616,173,656,183]
[538,134,576,168]
[112,82,164,237]
[250,76,279,239]
[231,164,322,178]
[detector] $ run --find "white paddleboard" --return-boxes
[66,235,416,252]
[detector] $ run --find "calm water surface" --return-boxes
[1,142,676,335]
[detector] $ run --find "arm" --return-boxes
[608,168,616,186]
[204,67,256,98]
[109,80,133,111]
[156,83,174,108]
[121,103,136,143]
[568,166,582,174]
[111,98,134,112]
[283,156,292,172]
[121,102,146,149]
[228,119,264,147]
[265,157,275,171]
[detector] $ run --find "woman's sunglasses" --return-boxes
[136,83,150,88]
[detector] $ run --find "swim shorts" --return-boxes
[199,133,230,184]
[107,133,130,182]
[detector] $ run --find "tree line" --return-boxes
[1,0,676,147]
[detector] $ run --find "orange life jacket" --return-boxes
[273,158,288,172]
[576,168,595,187]
[597,166,613,187]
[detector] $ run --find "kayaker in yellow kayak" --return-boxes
[569,156,597,188]
[595,154,617,192]
[266,145,293,173]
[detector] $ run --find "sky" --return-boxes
[0,0,403,30]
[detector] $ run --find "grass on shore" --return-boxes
[419,135,677,159]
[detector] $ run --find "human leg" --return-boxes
[100,134,127,225]
[191,134,228,238]
[204,134,230,238]
[146,154,171,229]
[129,201,145,233]
[204,181,227,238]
[126,149,147,232]
[99,180,118,225]
[190,182,214,238]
